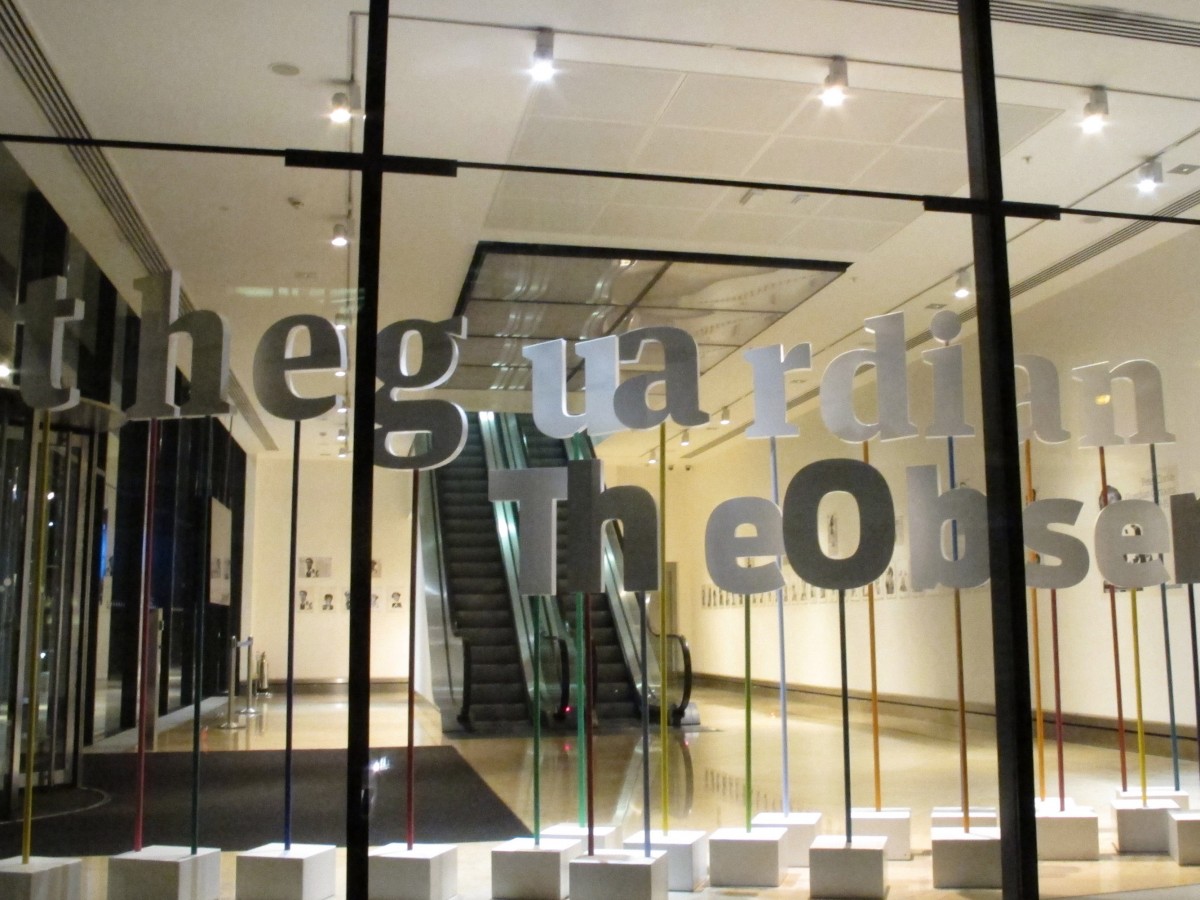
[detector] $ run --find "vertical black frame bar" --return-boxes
[347,0,391,895]
[956,1,1038,896]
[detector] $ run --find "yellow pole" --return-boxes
[658,423,669,835]
[1131,589,1148,805]
[1024,440,1046,801]
[862,442,882,811]
[21,411,52,863]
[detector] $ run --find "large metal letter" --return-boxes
[1014,355,1069,444]
[566,459,658,591]
[15,276,82,411]
[907,464,989,590]
[1073,360,1175,447]
[1022,498,1088,589]
[1095,499,1169,588]
[820,311,917,442]
[614,326,708,430]
[253,315,347,420]
[744,344,812,439]
[705,497,785,594]
[489,467,569,595]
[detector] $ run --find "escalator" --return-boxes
[419,411,695,733]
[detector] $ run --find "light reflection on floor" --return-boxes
[83,683,1200,898]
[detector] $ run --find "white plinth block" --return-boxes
[931,827,1002,889]
[1117,787,1190,810]
[750,811,822,867]
[490,837,581,900]
[808,836,888,899]
[541,824,621,851]
[1113,799,1180,854]
[930,806,998,829]
[368,843,457,900]
[108,845,221,900]
[0,856,82,900]
[235,843,337,900]
[850,809,911,860]
[568,850,667,900]
[1169,811,1200,865]
[1036,807,1099,860]
[708,827,786,887]
[623,830,708,892]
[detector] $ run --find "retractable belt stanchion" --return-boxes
[238,636,258,717]
[218,636,248,730]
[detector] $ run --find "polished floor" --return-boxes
[75,683,1200,898]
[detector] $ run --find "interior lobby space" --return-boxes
[4,0,1200,898]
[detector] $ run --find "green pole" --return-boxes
[533,597,541,845]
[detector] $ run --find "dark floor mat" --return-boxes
[0,745,528,856]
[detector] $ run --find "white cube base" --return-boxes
[1036,807,1099,860]
[1169,811,1200,865]
[541,824,621,851]
[236,843,336,900]
[708,827,786,887]
[108,845,221,900]
[623,830,708,891]
[1117,787,1190,810]
[0,856,82,900]
[808,835,888,899]
[930,806,998,829]
[568,850,667,900]
[490,837,581,900]
[931,826,1002,889]
[750,811,821,866]
[368,843,457,900]
[850,808,911,860]
[1113,798,1180,854]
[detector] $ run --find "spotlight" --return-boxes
[335,369,347,378]
[680,429,690,447]
[337,402,349,414]
[331,224,349,247]
[1081,86,1108,134]
[0,362,10,379]
[821,56,848,108]
[1137,158,1163,195]
[338,448,348,459]
[720,407,731,426]
[531,28,555,82]
[647,451,657,466]
[329,92,353,124]
[334,310,350,331]
[953,268,972,299]
[338,428,347,442]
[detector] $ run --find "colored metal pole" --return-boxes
[1149,444,1181,790]
[658,423,669,835]
[1189,585,1200,786]
[19,411,52,863]
[533,597,542,844]
[134,418,160,852]
[744,591,752,831]
[862,441,881,811]
[948,437,970,831]
[838,588,852,843]
[192,418,214,854]
[1024,440,1046,800]
[1099,446,1128,790]
[346,0,389,890]
[1051,590,1065,811]
[584,593,597,856]
[575,593,587,830]
[770,437,792,814]
[284,421,300,849]
[1131,588,1148,805]
[640,584,651,855]
[406,470,420,849]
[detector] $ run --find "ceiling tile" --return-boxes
[788,89,944,144]
[529,63,683,123]
[610,179,723,209]
[633,126,768,176]
[494,171,618,206]
[659,73,812,133]
[485,197,603,233]
[857,145,968,194]
[591,203,698,240]
[790,218,903,254]
[747,136,885,185]
[997,103,1062,153]
[715,187,828,216]
[820,194,923,224]
[897,100,967,151]
[692,211,801,245]
[510,117,648,170]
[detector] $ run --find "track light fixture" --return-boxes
[338,427,347,442]
[1081,86,1108,134]
[821,56,848,107]
[1137,158,1163,195]
[331,224,349,247]
[531,28,555,82]
[680,429,690,447]
[334,310,351,331]
[720,407,730,426]
[338,448,349,459]
[647,450,657,466]
[953,268,972,300]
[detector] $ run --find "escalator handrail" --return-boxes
[666,633,693,725]
[456,636,473,729]
[545,634,571,719]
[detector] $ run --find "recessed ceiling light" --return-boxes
[926,302,947,310]
[269,62,301,77]
[1170,163,1199,175]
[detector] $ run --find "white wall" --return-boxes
[605,225,1200,729]
[246,457,414,682]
